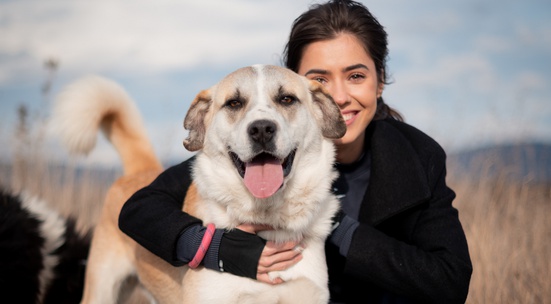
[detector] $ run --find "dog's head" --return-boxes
[184,65,345,199]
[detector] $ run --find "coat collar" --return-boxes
[359,120,431,226]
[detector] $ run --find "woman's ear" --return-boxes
[377,69,385,98]
[308,80,347,139]
[377,82,384,98]
[183,89,212,151]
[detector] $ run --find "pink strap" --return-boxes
[188,223,215,269]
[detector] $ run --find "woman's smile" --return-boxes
[341,111,359,126]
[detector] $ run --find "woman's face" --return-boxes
[297,33,382,163]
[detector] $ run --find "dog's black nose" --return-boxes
[248,119,277,146]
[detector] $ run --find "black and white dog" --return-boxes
[0,188,90,303]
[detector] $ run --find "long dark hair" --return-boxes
[283,0,403,121]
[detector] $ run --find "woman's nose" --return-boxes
[330,81,348,106]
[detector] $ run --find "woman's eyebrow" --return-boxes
[304,69,328,76]
[343,63,369,72]
[304,64,369,76]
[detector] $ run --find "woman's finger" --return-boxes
[258,241,304,272]
[262,240,303,256]
[234,224,305,280]
[258,251,303,273]
[256,273,285,285]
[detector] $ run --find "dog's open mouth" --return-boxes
[230,149,296,199]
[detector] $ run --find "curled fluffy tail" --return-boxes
[51,76,162,175]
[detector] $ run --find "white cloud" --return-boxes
[392,52,497,94]
[515,71,547,90]
[0,0,307,84]
[386,47,551,152]
[474,36,513,53]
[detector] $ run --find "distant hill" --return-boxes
[447,142,551,183]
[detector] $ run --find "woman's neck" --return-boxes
[335,134,365,164]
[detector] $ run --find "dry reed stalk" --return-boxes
[450,164,551,304]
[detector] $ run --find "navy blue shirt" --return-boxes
[333,151,371,220]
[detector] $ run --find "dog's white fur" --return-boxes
[53,65,345,303]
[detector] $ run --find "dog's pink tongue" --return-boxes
[244,156,283,199]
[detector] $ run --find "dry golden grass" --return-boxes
[450,167,551,303]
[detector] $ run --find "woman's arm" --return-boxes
[119,157,201,266]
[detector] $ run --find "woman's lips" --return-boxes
[341,111,358,126]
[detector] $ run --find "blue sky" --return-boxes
[1,0,550,166]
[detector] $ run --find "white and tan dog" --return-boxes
[53,65,346,303]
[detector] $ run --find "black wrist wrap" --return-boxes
[218,229,266,280]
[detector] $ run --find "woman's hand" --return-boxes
[237,224,304,285]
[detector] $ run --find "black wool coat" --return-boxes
[119,118,472,304]
[326,119,472,303]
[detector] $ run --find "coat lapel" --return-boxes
[360,120,431,226]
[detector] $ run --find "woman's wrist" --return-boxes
[176,225,266,279]
[330,214,360,256]
[188,223,216,268]
[177,224,223,269]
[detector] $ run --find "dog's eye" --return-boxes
[225,99,243,109]
[279,95,297,105]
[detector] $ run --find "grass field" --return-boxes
[449,165,550,303]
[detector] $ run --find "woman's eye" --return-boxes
[314,77,327,84]
[350,73,365,81]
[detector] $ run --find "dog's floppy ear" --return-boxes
[183,89,212,151]
[309,81,347,139]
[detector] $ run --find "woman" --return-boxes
[119,1,472,303]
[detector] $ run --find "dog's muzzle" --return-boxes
[229,149,296,199]
[227,119,297,199]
